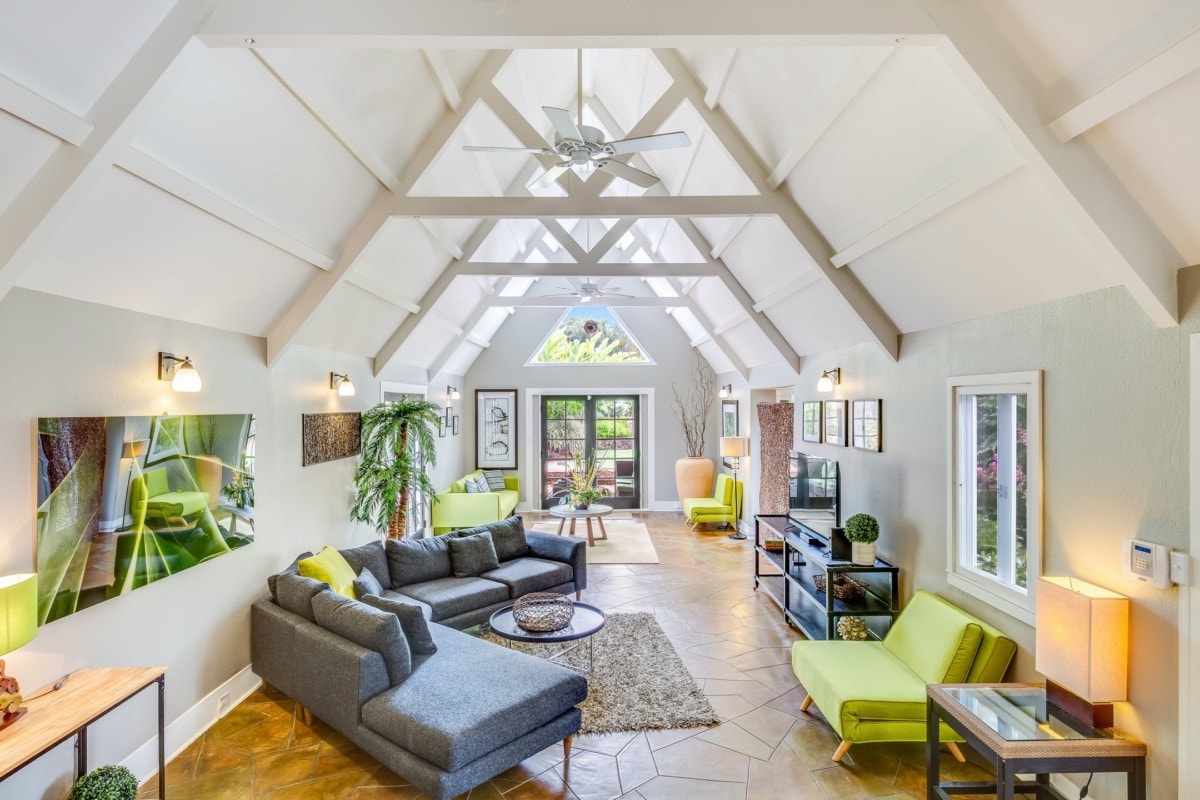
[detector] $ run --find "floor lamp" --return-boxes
[720,436,750,540]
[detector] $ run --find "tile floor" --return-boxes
[141,512,1006,800]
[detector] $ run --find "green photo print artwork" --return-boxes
[35,414,256,625]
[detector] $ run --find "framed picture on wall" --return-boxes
[824,400,847,447]
[721,399,739,466]
[801,401,822,443]
[145,415,186,465]
[852,399,882,451]
[476,389,518,469]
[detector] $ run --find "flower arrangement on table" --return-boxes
[558,450,610,510]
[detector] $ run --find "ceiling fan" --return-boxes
[463,50,691,190]
[544,280,634,303]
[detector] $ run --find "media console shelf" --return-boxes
[754,514,899,641]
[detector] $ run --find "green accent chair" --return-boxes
[130,468,211,531]
[431,471,519,534]
[791,589,1016,763]
[681,473,743,529]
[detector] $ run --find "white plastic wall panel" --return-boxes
[0,0,171,116]
[638,100,756,196]
[409,101,529,197]
[132,48,379,258]
[764,281,873,357]
[22,167,316,337]
[353,219,452,303]
[1084,68,1200,262]
[849,167,1112,333]
[785,48,999,251]
[0,113,59,215]
[719,217,818,300]
[296,282,408,357]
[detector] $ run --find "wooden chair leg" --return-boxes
[832,741,852,762]
[563,735,574,759]
[799,695,814,712]
[575,590,582,600]
[946,741,967,763]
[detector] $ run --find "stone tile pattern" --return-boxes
[142,513,1011,800]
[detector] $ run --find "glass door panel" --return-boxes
[540,395,640,509]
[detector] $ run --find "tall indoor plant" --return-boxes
[671,351,717,503]
[351,399,442,540]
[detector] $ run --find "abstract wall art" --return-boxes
[476,389,518,469]
[301,412,361,466]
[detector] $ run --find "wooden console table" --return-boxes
[0,667,167,797]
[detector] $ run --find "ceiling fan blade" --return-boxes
[527,163,571,191]
[463,145,556,155]
[596,159,660,189]
[605,131,692,155]
[600,291,635,298]
[543,106,584,142]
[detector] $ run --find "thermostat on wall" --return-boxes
[1122,537,1171,589]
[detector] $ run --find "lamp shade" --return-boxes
[337,378,356,397]
[720,436,750,459]
[1035,576,1129,703]
[122,439,148,459]
[0,573,37,655]
[172,361,202,392]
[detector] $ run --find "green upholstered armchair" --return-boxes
[681,473,742,529]
[791,590,1016,763]
[430,471,519,534]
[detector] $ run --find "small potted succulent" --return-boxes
[68,765,138,800]
[844,513,880,565]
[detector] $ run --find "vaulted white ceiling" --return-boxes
[1,0,1196,385]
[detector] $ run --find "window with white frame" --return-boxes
[948,371,1042,625]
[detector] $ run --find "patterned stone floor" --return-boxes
[141,512,1006,800]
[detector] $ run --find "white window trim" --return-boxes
[946,370,1043,627]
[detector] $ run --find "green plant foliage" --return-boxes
[351,399,442,535]
[844,513,880,543]
[536,331,645,363]
[68,765,138,800]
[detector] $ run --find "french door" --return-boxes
[541,395,641,509]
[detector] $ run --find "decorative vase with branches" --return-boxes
[672,352,718,504]
[351,399,442,540]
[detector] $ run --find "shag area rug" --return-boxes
[529,520,659,564]
[482,612,719,734]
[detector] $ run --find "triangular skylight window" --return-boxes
[530,307,653,365]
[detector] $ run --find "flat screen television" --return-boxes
[788,451,840,536]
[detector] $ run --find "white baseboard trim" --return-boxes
[650,501,682,512]
[123,665,261,785]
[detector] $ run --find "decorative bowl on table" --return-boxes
[812,573,867,600]
[512,592,575,632]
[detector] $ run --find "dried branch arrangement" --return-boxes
[671,352,716,457]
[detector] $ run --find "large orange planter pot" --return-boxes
[675,456,715,504]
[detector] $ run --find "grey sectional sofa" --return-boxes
[252,517,589,800]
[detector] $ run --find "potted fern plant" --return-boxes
[844,513,880,565]
[351,398,442,540]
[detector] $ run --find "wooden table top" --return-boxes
[0,666,167,778]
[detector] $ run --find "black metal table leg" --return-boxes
[1130,757,1146,800]
[75,726,87,780]
[1000,759,1016,800]
[926,698,940,800]
[158,675,166,799]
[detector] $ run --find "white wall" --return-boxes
[462,307,720,508]
[786,284,1193,799]
[0,289,461,798]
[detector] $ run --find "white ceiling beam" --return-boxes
[539,218,589,263]
[1048,16,1200,141]
[494,296,682,308]
[0,73,93,145]
[925,1,1184,327]
[831,145,1023,267]
[457,262,717,278]
[426,278,511,379]
[268,49,513,365]
[418,219,464,260]
[666,278,749,382]
[655,48,899,360]
[585,218,637,260]
[0,0,218,305]
[115,145,336,269]
[200,0,942,48]
[392,195,776,218]
[252,49,401,191]
[581,85,687,198]
[479,84,572,192]
[346,273,421,314]
[710,217,751,260]
[766,47,892,190]
[704,48,740,109]
[711,314,751,337]
[752,271,823,312]
[421,49,461,111]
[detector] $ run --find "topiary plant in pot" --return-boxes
[844,513,880,565]
[68,765,138,800]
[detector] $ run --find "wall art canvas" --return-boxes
[852,399,882,452]
[477,389,518,469]
[721,400,739,467]
[35,414,255,625]
[302,412,361,466]
[824,400,847,447]
[802,401,822,443]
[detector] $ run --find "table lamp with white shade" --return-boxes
[0,573,37,731]
[720,436,749,540]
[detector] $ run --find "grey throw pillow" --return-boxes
[267,551,313,599]
[312,591,411,685]
[465,477,484,494]
[456,517,529,562]
[361,594,438,655]
[353,567,384,599]
[447,532,500,578]
[338,540,389,589]
[385,536,453,587]
[275,572,327,622]
[482,469,507,491]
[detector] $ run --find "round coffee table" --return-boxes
[489,601,606,674]
[547,503,612,546]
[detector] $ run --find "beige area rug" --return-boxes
[482,612,719,734]
[530,519,659,564]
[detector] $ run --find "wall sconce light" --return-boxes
[447,385,461,402]
[719,384,732,399]
[158,352,202,392]
[817,368,840,393]
[330,372,355,397]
